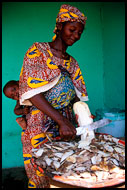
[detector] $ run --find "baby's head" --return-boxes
[3,80,19,100]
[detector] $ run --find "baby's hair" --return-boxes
[3,80,18,95]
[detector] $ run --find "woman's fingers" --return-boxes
[59,127,76,141]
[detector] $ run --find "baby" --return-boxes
[3,80,30,130]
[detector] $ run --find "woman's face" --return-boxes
[60,21,84,46]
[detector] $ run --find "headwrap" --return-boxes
[52,4,87,41]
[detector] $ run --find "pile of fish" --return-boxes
[32,134,125,183]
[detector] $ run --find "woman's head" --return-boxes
[57,21,84,46]
[3,80,19,100]
[53,4,87,42]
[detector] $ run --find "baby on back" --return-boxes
[3,80,30,130]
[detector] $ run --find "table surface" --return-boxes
[50,137,125,188]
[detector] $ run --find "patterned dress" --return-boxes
[19,42,88,188]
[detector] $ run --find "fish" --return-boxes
[52,146,63,151]
[60,150,74,163]
[114,147,124,154]
[44,156,52,166]
[34,148,44,157]
[91,154,102,165]
[54,153,63,158]
[103,144,114,152]
[66,155,76,163]
[33,133,125,184]
[53,160,60,169]
[74,167,86,171]
[66,164,75,170]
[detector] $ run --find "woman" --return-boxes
[19,4,88,188]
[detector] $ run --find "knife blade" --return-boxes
[76,118,112,135]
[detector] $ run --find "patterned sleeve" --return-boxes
[69,57,89,101]
[19,43,61,105]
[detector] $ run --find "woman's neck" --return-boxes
[48,38,69,59]
[49,37,68,54]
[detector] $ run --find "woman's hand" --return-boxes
[58,118,76,141]
[29,93,76,141]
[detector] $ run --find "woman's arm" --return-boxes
[29,93,76,141]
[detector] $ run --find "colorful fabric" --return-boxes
[55,4,86,25]
[19,42,88,106]
[21,103,74,188]
[53,4,87,40]
[44,66,75,109]
[19,41,88,187]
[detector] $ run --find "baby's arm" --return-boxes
[14,101,24,115]
[14,101,30,115]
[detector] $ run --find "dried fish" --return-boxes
[91,165,103,171]
[111,137,119,144]
[66,164,75,170]
[62,170,73,177]
[60,150,74,163]
[79,149,87,156]
[59,141,75,147]
[114,147,124,154]
[44,156,52,166]
[33,133,125,184]
[54,153,63,158]
[66,155,76,163]
[44,143,52,149]
[110,158,119,166]
[97,150,110,157]
[52,146,63,151]
[52,157,59,161]
[34,148,44,157]
[103,144,114,152]
[52,171,63,175]
[112,153,120,161]
[74,167,86,171]
[53,160,60,169]
[91,154,102,165]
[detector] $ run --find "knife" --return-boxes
[76,118,112,135]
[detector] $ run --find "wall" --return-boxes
[2,2,125,168]
[101,3,125,109]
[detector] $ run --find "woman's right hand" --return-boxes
[29,93,76,141]
[58,118,76,141]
